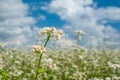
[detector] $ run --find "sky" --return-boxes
[0,0,120,48]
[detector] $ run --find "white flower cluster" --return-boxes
[40,27,64,40]
[74,30,86,41]
[0,63,4,70]
[107,62,120,70]
[80,47,87,52]
[45,58,57,70]
[0,43,2,47]
[0,43,5,48]
[32,45,46,53]
[74,30,86,35]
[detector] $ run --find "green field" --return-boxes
[0,48,120,80]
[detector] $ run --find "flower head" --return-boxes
[74,30,86,35]
[0,43,5,48]
[80,47,87,53]
[45,58,57,70]
[108,62,120,70]
[39,27,57,36]
[48,63,57,70]
[45,58,53,64]
[39,27,64,40]
[32,45,46,53]
[54,30,64,40]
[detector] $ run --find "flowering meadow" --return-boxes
[0,27,120,80]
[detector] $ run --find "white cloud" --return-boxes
[43,0,120,48]
[56,38,76,49]
[95,7,120,21]
[0,0,35,47]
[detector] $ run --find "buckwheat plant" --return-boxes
[73,30,87,79]
[74,30,86,42]
[33,27,64,80]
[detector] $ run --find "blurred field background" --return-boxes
[0,44,120,80]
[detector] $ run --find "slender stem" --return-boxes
[34,53,42,80]
[34,34,51,80]
[44,34,51,47]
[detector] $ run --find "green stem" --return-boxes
[44,34,51,47]
[34,34,51,80]
[34,53,42,80]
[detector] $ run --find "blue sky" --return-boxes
[0,0,120,48]
[95,0,120,31]
[94,0,120,7]
[22,0,120,30]
[23,0,65,28]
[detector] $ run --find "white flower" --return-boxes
[80,47,87,52]
[114,64,120,69]
[54,30,64,40]
[0,43,2,47]
[79,55,83,59]
[112,76,120,80]
[45,58,53,65]
[105,77,111,80]
[39,28,48,36]
[109,62,113,69]
[48,63,57,70]
[39,27,64,40]
[45,58,57,70]
[32,45,46,53]
[107,62,120,70]
[0,43,5,48]
[74,30,86,35]
[39,27,57,36]
[0,63,4,70]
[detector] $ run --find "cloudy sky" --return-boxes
[0,0,120,48]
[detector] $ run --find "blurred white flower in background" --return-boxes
[80,47,87,53]
[107,62,120,70]
[32,45,46,53]
[45,58,57,70]
[74,30,86,35]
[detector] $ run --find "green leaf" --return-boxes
[37,68,46,73]
[2,71,7,76]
